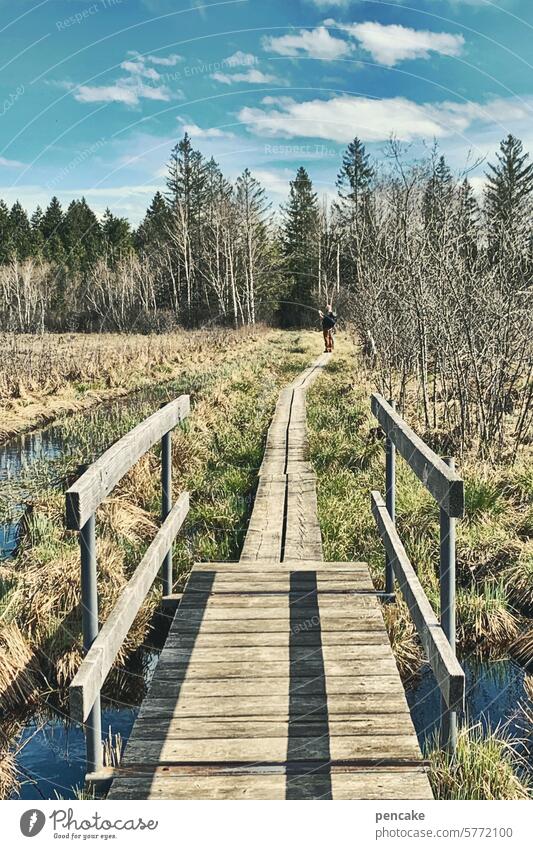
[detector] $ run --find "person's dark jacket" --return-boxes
[322,311,337,331]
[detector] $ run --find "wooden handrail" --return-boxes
[371,393,464,518]
[372,492,464,713]
[70,493,189,722]
[66,395,190,530]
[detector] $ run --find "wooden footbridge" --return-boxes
[67,354,465,800]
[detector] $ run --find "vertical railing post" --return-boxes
[161,429,172,596]
[385,399,396,596]
[440,456,457,753]
[80,512,102,774]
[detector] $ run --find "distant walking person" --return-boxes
[319,304,337,353]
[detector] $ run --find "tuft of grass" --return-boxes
[426,723,530,800]
[464,476,506,524]
[502,542,533,615]
[457,583,519,654]
[381,598,424,681]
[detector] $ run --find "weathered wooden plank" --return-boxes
[69,493,189,722]
[66,395,190,529]
[151,658,400,680]
[165,630,389,648]
[130,716,417,740]
[191,561,370,572]
[108,768,433,800]
[121,735,423,764]
[371,393,464,517]
[135,694,411,719]
[146,675,406,699]
[155,644,393,665]
[372,491,465,712]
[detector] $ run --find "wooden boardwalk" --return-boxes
[108,355,433,800]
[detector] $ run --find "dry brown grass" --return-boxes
[0,326,267,440]
[381,598,424,681]
[0,622,40,714]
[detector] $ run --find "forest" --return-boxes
[1,131,531,458]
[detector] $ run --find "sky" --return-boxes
[0,0,532,223]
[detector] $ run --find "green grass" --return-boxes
[426,723,530,800]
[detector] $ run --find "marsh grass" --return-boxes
[0,329,320,798]
[426,723,530,800]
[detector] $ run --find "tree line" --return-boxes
[0,131,532,452]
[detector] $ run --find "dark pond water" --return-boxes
[407,657,528,749]
[0,428,64,557]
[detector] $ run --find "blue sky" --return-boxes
[1,0,532,222]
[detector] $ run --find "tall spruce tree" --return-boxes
[280,166,319,327]
[0,200,13,263]
[102,208,133,264]
[30,206,45,258]
[485,134,533,258]
[63,198,102,273]
[135,191,169,253]
[455,178,480,265]
[9,202,33,261]
[336,137,375,283]
[423,154,454,236]
[41,197,66,264]
[166,133,208,321]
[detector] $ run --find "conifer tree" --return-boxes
[0,200,13,263]
[280,166,319,326]
[485,134,533,258]
[9,202,33,261]
[102,208,133,265]
[63,198,102,273]
[41,197,66,264]
[30,206,45,258]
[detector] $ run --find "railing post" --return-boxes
[161,429,172,596]
[385,399,396,596]
[80,512,102,774]
[440,456,457,753]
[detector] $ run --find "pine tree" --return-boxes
[102,208,133,265]
[63,198,102,273]
[336,137,375,283]
[41,197,66,264]
[336,137,374,203]
[135,191,169,252]
[30,206,45,258]
[166,133,208,321]
[9,201,33,261]
[485,134,533,257]
[280,166,319,327]
[0,200,13,263]
[423,154,454,235]
[455,178,479,264]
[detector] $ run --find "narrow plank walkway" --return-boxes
[108,355,433,800]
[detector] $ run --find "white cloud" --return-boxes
[212,69,282,85]
[225,51,257,67]
[263,26,352,60]
[334,21,465,66]
[74,80,172,105]
[145,53,183,66]
[178,121,235,139]
[238,94,533,144]
[0,156,23,168]
[70,51,182,106]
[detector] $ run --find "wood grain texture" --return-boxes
[66,395,190,529]
[371,393,464,517]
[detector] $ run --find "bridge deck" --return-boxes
[108,355,433,800]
